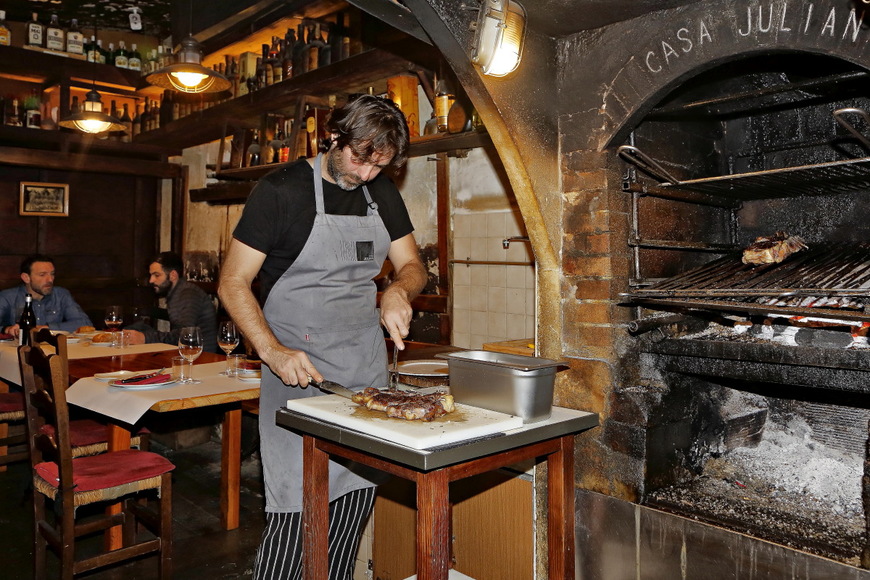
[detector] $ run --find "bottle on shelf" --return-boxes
[319,24,332,68]
[255,56,265,90]
[159,90,172,127]
[131,102,141,137]
[247,130,261,167]
[6,98,21,127]
[24,89,41,129]
[120,103,132,142]
[86,35,98,62]
[18,294,36,347]
[434,74,455,133]
[279,118,291,163]
[269,37,282,83]
[96,39,107,64]
[114,40,129,68]
[26,12,44,48]
[261,44,272,86]
[66,18,83,55]
[0,10,11,46]
[282,28,295,79]
[128,43,141,71]
[306,22,325,73]
[45,13,64,51]
[293,22,308,76]
[69,95,80,114]
[106,42,116,66]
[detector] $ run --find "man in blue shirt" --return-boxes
[0,254,92,339]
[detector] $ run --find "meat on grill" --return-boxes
[742,232,808,265]
[351,387,456,421]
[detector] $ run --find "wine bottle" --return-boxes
[26,12,44,48]
[96,39,107,64]
[45,14,64,51]
[114,40,129,68]
[86,35,99,62]
[293,23,307,76]
[282,28,295,79]
[128,43,141,71]
[269,37,282,83]
[131,102,141,137]
[306,23,324,73]
[0,11,12,46]
[66,18,84,55]
[18,294,36,347]
[247,130,261,167]
[261,44,272,86]
[120,103,132,142]
[319,24,332,68]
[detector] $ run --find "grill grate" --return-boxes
[628,243,870,322]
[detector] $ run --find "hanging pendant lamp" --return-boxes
[146,35,231,94]
[58,88,126,134]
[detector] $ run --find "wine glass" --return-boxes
[218,321,240,375]
[178,326,203,384]
[104,305,123,331]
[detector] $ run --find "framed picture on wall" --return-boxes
[19,182,69,217]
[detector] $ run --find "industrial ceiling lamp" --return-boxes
[58,20,124,135]
[471,0,527,77]
[58,88,126,134]
[146,35,231,93]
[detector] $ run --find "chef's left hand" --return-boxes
[379,286,412,349]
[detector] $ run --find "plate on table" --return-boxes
[108,378,176,389]
[95,370,139,381]
[75,331,99,339]
[237,370,261,382]
[90,340,113,347]
[396,360,450,377]
[65,336,81,344]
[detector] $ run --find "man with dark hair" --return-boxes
[125,251,218,353]
[219,95,426,579]
[0,254,92,337]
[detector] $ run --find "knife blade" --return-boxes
[311,379,357,400]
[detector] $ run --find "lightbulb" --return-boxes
[74,119,112,133]
[171,70,208,88]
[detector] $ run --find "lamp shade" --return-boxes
[146,35,231,94]
[57,89,126,134]
[472,0,526,77]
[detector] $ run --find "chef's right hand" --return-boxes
[262,345,323,387]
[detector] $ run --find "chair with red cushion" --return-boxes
[0,382,28,470]
[18,343,174,579]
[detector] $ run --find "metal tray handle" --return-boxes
[617,145,682,185]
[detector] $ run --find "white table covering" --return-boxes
[66,361,260,425]
[0,340,177,385]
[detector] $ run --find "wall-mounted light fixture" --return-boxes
[471,0,526,77]
[58,88,126,134]
[146,35,231,94]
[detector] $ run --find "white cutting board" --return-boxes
[285,394,524,450]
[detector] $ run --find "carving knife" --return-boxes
[310,378,357,399]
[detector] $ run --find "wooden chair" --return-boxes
[0,380,28,471]
[18,344,175,579]
[31,328,149,454]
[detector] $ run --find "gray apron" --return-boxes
[259,153,390,513]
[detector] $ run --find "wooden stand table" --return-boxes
[276,406,598,580]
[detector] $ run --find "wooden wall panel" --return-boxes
[0,164,160,327]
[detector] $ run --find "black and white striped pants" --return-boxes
[252,487,376,580]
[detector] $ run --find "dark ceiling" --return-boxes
[526,0,704,37]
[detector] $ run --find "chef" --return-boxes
[218,94,427,579]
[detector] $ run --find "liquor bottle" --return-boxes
[261,44,272,86]
[319,24,332,68]
[96,39,107,64]
[120,103,132,142]
[45,14,64,51]
[0,11,12,46]
[114,40,129,68]
[66,18,84,55]
[159,90,172,127]
[131,102,141,137]
[279,118,291,163]
[247,130,261,167]
[156,44,166,68]
[434,75,455,133]
[106,42,116,66]
[26,12,44,48]
[86,35,98,62]
[306,23,324,73]
[24,89,41,129]
[18,295,36,346]
[255,56,265,90]
[293,23,308,76]
[269,37,282,83]
[127,43,141,71]
[6,98,21,126]
[70,95,80,114]
[282,28,295,79]
[140,100,151,132]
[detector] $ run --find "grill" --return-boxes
[627,243,870,323]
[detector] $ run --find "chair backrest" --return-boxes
[18,344,74,491]
[30,328,69,378]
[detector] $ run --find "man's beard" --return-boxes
[326,150,363,191]
[153,280,171,297]
[31,284,52,297]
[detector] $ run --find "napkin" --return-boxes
[0,332,13,341]
[119,373,172,385]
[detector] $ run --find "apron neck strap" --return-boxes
[313,153,378,215]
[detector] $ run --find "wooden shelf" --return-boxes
[134,49,421,150]
[0,45,141,90]
[189,131,489,204]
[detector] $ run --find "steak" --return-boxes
[742,231,808,265]
[351,387,456,421]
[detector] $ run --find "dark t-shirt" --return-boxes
[232,158,414,301]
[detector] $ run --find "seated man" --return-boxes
[0,254,92,338]
[126,252,218,353]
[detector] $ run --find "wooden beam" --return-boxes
[0,146,182,178]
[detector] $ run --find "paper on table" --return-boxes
[66,361,259,425]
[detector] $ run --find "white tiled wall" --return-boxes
[452,209,535,349]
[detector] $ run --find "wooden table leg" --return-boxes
[303,436,330,580]
[221,407,242,530]
[105,423,133,550]
[547,434,575,580]
[416,469,450,580]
